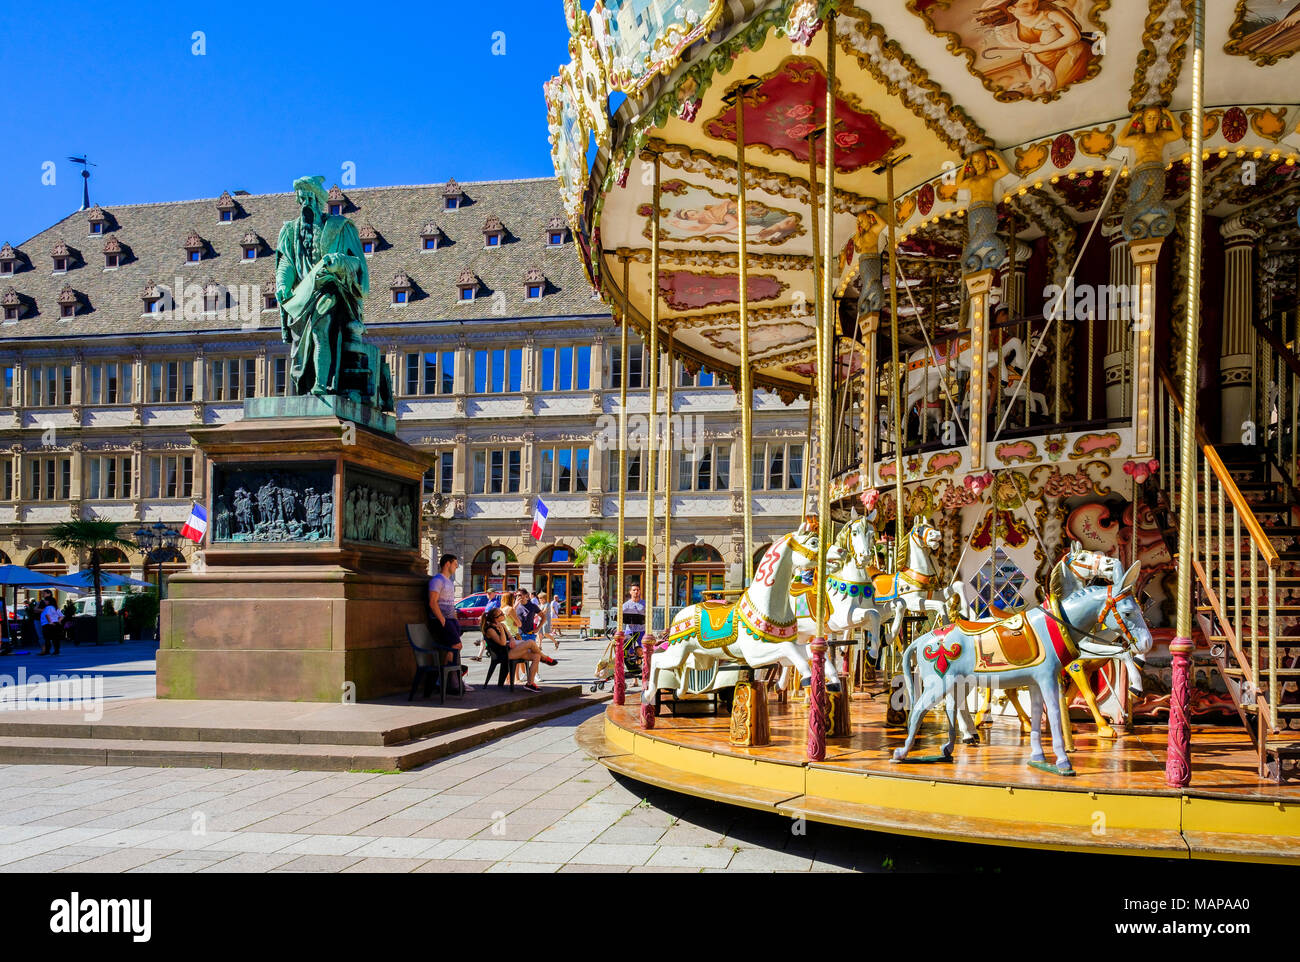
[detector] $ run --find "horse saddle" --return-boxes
[790,581,815,620]
[693,600,740,650]
[956,611,1045,671]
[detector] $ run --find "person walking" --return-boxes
[427,553,472,694]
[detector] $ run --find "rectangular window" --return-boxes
[609,343,644,389]
[541,346,591,393]
[678,366,716,388]
[677,445,730,491]
[85,455,132,499]
[402,351,453,396]
[27,456,71,500]
[608,449,643,493]
[273,357,288,396]
[424,452,455,495]
[787,444,804,490]
[472,448,522,494]
[210,358,256,401]
[751,443,801,490]
[1,366,12,407]
[149,360,194,403]
[473,348,521,395]
[539,446,591,493]
[1,461,11,500]
[26,364,73,406]
[146,454,194,499]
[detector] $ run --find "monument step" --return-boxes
[0,692,605,772]
[0,685,582,747]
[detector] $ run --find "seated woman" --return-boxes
[480,607,556,693]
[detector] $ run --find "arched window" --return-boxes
[95,547,130,574]
[26,547,66,573]
[605,542,655,609]
[675,544,725,606]
[535,544,582,616]
[470,544,518,594]
[0,550,10,565]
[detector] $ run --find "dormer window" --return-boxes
[0,243,16,276]
[240,230,262,261]
[443,178,464,210]
[203,284,226,313]
[57,284,79,319]
[216,191,238,223]
[524,266,545,300]
[545,216,568,246]
[142,281,165,313]
[263,279,278,310]
[51,240,73,274]
[420,221,444,251]
[183,231,205,263]
[327,184,348,216]
[457,267,479,302]
[87,206,109,236]
[358,224,379,255]
[102,236,123,269]
[2,288,21,321]
[483,215,505,248]
[390,271,413,305]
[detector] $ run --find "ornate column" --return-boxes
[1219,213,1259,440]
[1102,216,1134,419]
[964,270,994,471]
[854,210,885,475]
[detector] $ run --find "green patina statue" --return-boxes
[274,176,393,411]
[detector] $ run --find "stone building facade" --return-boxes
[0,177,807,613]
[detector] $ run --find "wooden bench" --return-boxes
[552,615,590,637]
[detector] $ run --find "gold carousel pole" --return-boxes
[885,157,906,569]
[808,12,836,763]
[664,327,674,607]
[806,131,824,524]
[1167,0,1205,789]
[646,153,661,633]
[640,153,662,730]
[613,253,631,707]
[616,255,631,637]
[735,80,757,582]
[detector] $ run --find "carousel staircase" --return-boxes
[1182,442,1300,781]
[1156,367,1300,780]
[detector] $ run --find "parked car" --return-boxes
[72,593,128,618]
[455,593,491,632]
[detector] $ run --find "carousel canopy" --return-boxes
[547,0,1300,396]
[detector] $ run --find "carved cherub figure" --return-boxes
[957,149,1012,203]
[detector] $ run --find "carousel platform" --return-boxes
[580,684,1300,864]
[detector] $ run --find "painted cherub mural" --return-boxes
[910,0,1104,103]
[641,185,803,245]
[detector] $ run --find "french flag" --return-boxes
[530,499,549,540]
[180,503,208,544]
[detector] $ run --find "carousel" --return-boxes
[549,0,1300,861]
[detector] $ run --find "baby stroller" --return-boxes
[590,626,645,692]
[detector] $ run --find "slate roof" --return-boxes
[0,177,606,340]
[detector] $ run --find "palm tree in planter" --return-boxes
[48,519,136,642]
[572,531,629,627]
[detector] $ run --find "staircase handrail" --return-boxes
[1157,364,1280,569]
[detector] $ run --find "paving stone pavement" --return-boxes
[0,627,1108,872]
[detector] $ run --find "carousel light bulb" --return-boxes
[1270,151,1280,161]
[1237,149,1246,158]
[1288,155,1297,166]
[1202,150,1211,160]
[1085,168,1094,177]
[1050,175,1060,184]
[1218,149,1228,159]
[1067,171,1077,180]
[1018,186,1028,196]
[1034,180,1043,189]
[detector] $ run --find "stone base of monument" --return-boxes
[157,404,433,702]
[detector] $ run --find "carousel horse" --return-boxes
[874,521,972,658]
[650,521,841,699]
[893,559,1150,775]
[973,543,1149,740]
[903,334,1029,434]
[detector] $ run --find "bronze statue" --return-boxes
[275,175,393,409]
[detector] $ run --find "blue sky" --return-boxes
[0,1,573,244]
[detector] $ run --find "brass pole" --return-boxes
[737,83,755,582]
[816,16,836,639]
[886,157,905,568]
[1168,0,1205,789]
[617,254,630,633]
[806,131,823,525]
[664,327,674,606]
[647,153,661,624]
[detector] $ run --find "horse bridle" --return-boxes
[1046,584,1140,652]
[788,533,818,561]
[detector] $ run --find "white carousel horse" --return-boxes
[874,520,972,657]
[894,560,1151,774]
[649,522,841,699]
[902,334,1029,433]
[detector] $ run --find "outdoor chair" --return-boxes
[405,623,465,705]
[484,640,516,691]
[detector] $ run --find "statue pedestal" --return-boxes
[157,412,434,702]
